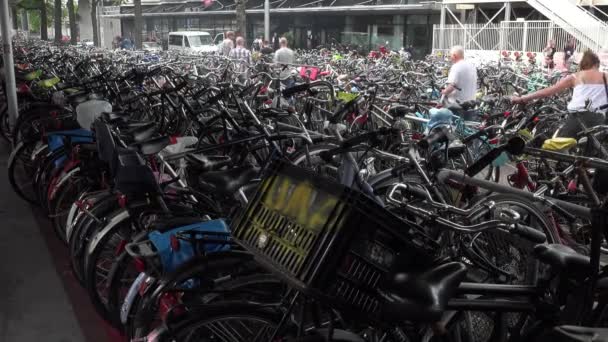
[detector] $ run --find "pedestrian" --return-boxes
[543,39,556,70]
[442,45,478,110]
[274,37,294,65]
[261,40,274,55]
[274,37,295,87]
[229,36,252,66]
[512,50,607,137]
[252,36,262,52]
[273,32,280,51]
[120,36,133,50]
[564,37,576,68]
[221,31,235,56]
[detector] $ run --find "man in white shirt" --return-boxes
[274,37,296,87]
[442,46,477,106]
[221,31,235,56]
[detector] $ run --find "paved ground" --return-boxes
[0,141,117,342]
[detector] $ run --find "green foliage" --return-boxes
[282,31,294,46]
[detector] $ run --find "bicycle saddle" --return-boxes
[130,136,173,156]
[542,138,577,152]
[187,155,232,173]
[381,262,467,322]
[541,325,608,342]
[388,106,415,117]
[197,165,260,195]
[124,122,157,143]
[533,244,591,278]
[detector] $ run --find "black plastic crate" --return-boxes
[232,160,439,317]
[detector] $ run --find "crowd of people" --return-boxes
[220,31,295,67]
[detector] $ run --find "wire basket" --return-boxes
[231,160,439,318]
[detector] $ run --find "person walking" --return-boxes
[564,37,576,68]
[272,33,280,51]
[221,31,235,56]
[442,46,478,108]
[274,37,295,65]
[261,40,274,55]
[274,37,295,87]
[512,50,607,137]
[229,36,252,65]
[543,39,556,70]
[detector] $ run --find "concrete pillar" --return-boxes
[321,28,326,44]
[439,4,446,50]
[393,15,404,49]
[22,9,28,32]
[344,16,354,46]
[78,0,93,41]
[460,9,466,23]
[345,16,354,32]
[504,2,511,22]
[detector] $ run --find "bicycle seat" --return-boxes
[542,138,577,151]
[125,122,157,143]
[460,100,479,111]
[388,106,415,117]
[187,154,232,173]
[533,244,591,278]
[130,136,173,156]
[197,165,260,195]
[381,262,467,322]
[541,325,608,342]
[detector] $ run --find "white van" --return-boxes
[167,31,223,53]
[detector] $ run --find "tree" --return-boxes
[133,0,142,49]
[67,0,76,44]
[54,0,62,43]
[235,0,247,41]
[40,0,48,40]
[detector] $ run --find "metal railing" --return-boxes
[432,20,607,53]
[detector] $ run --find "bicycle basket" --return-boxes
[231,160,438,318]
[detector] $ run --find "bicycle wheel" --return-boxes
[84,208,135,322]
[153,302,287,342]
[8,140,41,204]
[50,171,90,244]
[128,252,266,339]
[68,191,118,285]
[466,193,558,285]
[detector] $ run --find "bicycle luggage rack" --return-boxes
[231,160,439,319]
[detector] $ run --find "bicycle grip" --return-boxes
[282,83,311,97]
[512,224,546,244]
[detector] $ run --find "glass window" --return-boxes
[188,35,213,46]
[169,35,183,46]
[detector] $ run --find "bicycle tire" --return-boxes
[7,140,40,204]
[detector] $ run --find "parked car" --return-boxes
[167,31,223,54]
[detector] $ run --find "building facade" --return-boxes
[102,0,443,57]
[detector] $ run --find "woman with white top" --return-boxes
[511,50,607,138]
